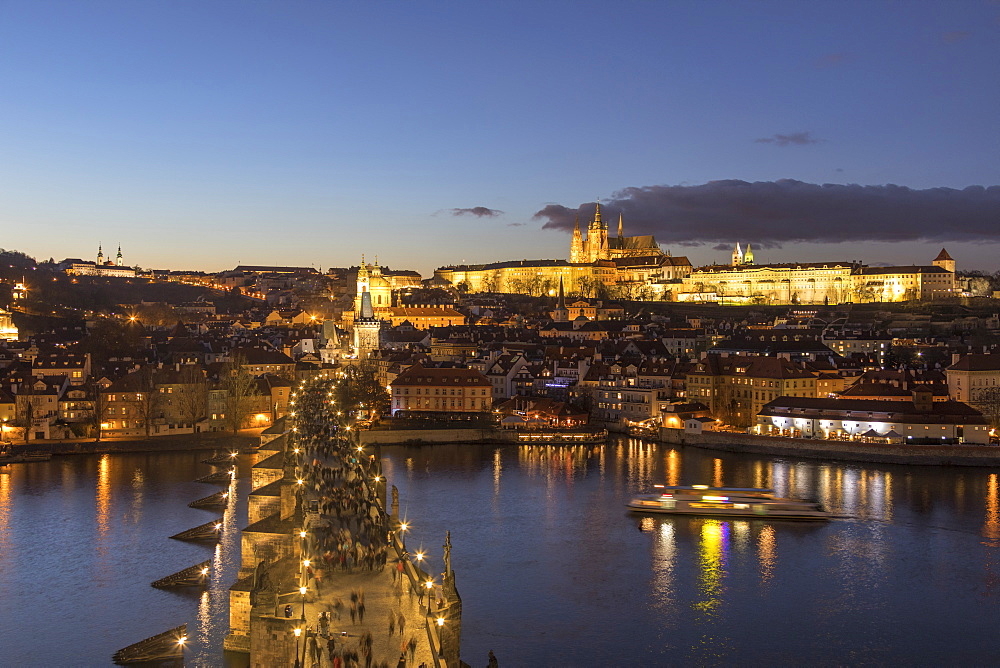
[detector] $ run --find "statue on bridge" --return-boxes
[443,531,452,577]
[391,484,399,518]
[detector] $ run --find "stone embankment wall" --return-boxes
[659,428,1000,467]
[360,428,518,445]
[9,431,260,456]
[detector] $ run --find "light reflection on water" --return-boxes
[387,438,1000,666]
[3,441,1000,665]
[0,450,249,666]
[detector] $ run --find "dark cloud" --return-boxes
[449,207,503,218]
[942,30,971,43]
[533,180,1000,247]
[755,132,821,146]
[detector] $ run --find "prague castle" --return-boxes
[435,203,694,298]
[433,203,957,304]
[675,245,957,304]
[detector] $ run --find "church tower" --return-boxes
[551,275,569,322]
[570,216,584,263]
[617,213,623,240]
[743,243,754,265]
[97,244,104,265]
[353,290,381,360]
[732,243,744,266]
[116,245,123,267]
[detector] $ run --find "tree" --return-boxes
[131,367,163,437]
[333,361,390,421]
[87,380,110,442]
[222,353,260,433]
[974,387,1000,431]
[175,365,209,434]
[13,384,37,444]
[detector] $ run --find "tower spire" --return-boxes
[594,200,602,227]
[558,275,566,309]
[617,213,623,239]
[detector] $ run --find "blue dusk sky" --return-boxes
[1,1,999,276]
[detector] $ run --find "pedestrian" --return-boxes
[388,614,395,636]
[407,637,416,663]
[327,636,336,658]
[396,653,406,668]
[358,601,366,623]
[349,603,356,624]
[397,612,405,636]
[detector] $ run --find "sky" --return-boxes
[1,0,999,276]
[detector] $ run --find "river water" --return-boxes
[1,440,999,666]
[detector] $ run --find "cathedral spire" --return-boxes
[617,213,623,239]
[594,200,603,228]
[557,275,566,309]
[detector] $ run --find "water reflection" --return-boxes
[985,474,999,548]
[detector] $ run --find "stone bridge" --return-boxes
[225,378,463,668]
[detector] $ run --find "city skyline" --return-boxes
[2,1,999,275]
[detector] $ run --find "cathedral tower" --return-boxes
[116,245,123,267]
[732,243,743,266]
[570,216,584,263]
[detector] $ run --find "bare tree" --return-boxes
[175,365,209,434]
[13,383,37,444]
[87,380,110,442]
[974,387,1000,431]
[131,367,163,437]
[222,353,260,433]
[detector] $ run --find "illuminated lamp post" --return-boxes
[292,627,302,668]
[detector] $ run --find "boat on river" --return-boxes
[626,485,831,520]
[0,446,52,464]
[516,429,608,445]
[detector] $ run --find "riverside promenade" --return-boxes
[226,379,463,668]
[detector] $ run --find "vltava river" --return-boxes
[1,440,999,666]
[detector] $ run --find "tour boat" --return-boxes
[626,485,831,520]
[516,429,608,445]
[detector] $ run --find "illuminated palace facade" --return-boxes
[435,204,956,304]
[676,247,957,304]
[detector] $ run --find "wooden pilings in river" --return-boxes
[170,518,224,542]
[112,623,187,665]
[151,560,212,589]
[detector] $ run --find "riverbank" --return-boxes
[659,428,1000,467]
[1,430,262,456]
